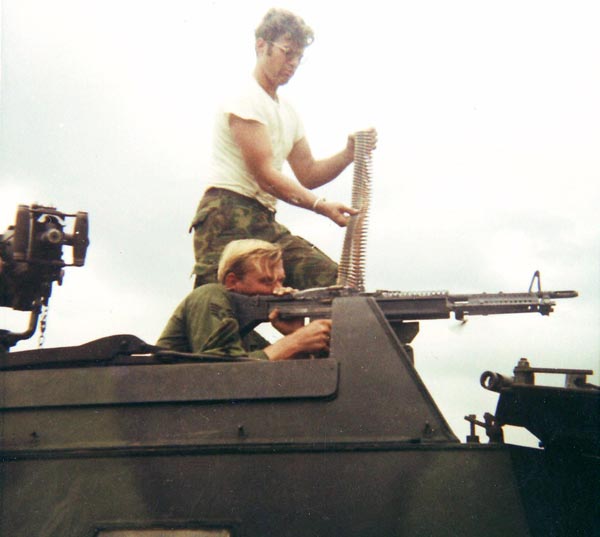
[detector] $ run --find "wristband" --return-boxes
[312,198,326,212]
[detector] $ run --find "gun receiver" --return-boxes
[230,278,578,338]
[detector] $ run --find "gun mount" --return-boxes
[0,204,89,350]
[481,358,600,454]
[0,296,597,536]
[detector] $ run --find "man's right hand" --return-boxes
[264,318,332,360]
[291,319,332,353]
[315,200,358,227]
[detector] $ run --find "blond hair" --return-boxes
[217,239,282,284]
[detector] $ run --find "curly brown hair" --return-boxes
[255,8,314,49]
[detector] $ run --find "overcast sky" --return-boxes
[1,0,599,444]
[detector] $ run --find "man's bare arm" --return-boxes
[229,114,357,226]
[288,127,378,189]
[287,137,353,189]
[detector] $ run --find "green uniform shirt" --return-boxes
[157,283,269,360]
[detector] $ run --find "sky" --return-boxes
[1,0,599,445]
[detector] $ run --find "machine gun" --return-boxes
[0,204,89,350]
[230,272,577,341]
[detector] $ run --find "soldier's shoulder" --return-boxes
[191,283,228,298]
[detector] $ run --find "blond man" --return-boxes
[157,239,331,360]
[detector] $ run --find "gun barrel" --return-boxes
[547,290,578,299]
[481,371,514,392]
[447,291,580,319]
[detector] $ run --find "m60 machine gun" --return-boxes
[230,274,577,348]
[0,204,89,351]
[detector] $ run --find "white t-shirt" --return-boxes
[206,78,305,211]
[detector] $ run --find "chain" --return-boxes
[38,304,49,348]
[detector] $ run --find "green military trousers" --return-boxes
[191,188,338,290]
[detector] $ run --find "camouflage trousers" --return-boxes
[191,188,338,290]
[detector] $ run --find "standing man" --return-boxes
[157,239,332,361]
[191,7,376,290]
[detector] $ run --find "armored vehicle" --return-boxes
[1,205,598,537]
